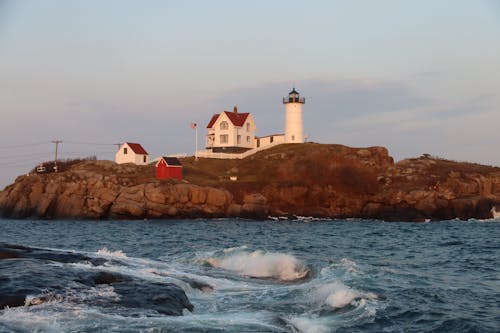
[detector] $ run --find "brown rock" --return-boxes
[190,187,207,204]
[241,193,269,218]
[243,193,267,205]
[206,188,228,207]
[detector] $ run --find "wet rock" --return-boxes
[0,243,194,316]
[112,281,194,315]
[93,271,124,285]
[0,294,26,309]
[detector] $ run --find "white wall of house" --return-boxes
[115,143,149,165]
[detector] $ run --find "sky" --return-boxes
[1,0,500,189]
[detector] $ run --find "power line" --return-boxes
[0,161,40,168]
[63,141,119,146]
[59,151,115,156]
[0,142,50,149]
[0,152,53,159]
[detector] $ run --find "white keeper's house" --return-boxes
[115,142,149,165]
[205,106,256,153]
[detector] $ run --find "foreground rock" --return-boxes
[0,243,193,315]
[1,143,500,221]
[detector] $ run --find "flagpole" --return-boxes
[195,125,198,161]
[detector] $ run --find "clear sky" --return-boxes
[1,0,500,189]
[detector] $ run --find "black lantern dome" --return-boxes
[283,88,305,104]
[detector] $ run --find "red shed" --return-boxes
[155,157,183,180]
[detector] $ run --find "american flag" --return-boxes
[190,123,197,129]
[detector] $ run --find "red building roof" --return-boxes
[156,156,182,167]
[125,142,148,155]
[206,111,250,128]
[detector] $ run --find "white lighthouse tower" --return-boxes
[283,88,305,143]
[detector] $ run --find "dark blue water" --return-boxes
[1,218,499,333]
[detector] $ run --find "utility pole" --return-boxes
[52,140,62,172]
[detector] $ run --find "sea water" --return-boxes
[0,218,499,333]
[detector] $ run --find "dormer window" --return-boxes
[220,121,228,130]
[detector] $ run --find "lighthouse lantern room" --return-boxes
[283,88,305,143]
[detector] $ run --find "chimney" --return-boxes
[233,106,238,113]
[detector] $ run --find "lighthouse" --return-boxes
[283,88,305,143]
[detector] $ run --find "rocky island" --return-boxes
[1,143,499,221]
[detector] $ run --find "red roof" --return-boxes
[125,142,148,155]
[206,111,250,128]
[206,114,220,128]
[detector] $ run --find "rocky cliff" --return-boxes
[1,143,499,221]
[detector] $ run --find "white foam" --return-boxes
[287,316,329,333]
[313,281,376,310]
[491,206,500,219]
[339,258,359,274]
[205,247,310,281]
[95,247,128,258]
[325,289,359,309]
[0,306,65,333]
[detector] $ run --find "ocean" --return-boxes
[0,218,499,333]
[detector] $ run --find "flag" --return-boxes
[190,123,197,129]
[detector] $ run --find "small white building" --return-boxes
[205,106,256,153]
[115,142,149,165]
[255,134,285,148]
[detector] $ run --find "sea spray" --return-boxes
[312,281,377,310]
[491,206,500,219]
[202,246,310,281]
[95,247,128,258]
[287,316,329,333]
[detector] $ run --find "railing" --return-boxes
[283,97,305,104]
[196,141,284,160]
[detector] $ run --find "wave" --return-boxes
[312,281,378,310]
[201,246,311,281]
[491,207,500,219]
[287,316,329,333]
[314,281,359,309]
[95,247,128,258]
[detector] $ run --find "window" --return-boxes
[270,136,274,143]
[257,139,260,148]
[143,156,147,163]
[246,123,250,131]
[220,134,228,144]
[123,147,128,154]
[237,135,241,144]
[292,135,295,141]
[246,136,250,143]
[220,121,228,130]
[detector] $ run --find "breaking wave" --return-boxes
[202,246,311,281]
[95,247,128,258]
[313,281,376,309]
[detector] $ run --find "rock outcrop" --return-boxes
[1,143,500,221]
[0,161,234,219]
